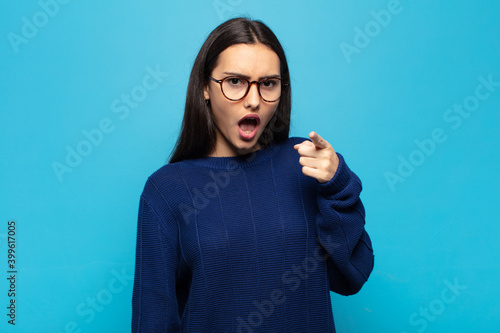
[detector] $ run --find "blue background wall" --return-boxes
[1,0,499,332]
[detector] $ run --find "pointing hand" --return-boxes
[293,131,339,184]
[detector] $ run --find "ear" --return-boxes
[203,84,210,101]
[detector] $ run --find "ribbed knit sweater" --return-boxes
[131,136,374,332]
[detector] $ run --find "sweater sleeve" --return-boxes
[315,153,374,296]
[131,191,182,332]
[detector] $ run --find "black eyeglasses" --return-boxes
[209,76,286,102]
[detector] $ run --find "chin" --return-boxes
[234,139,259,153]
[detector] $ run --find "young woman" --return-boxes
[132,17,374,332]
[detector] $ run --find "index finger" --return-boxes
[309,131,328,149]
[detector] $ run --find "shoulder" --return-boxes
[277,136,309,147]
[288,136,310,144]
[140,162,189,203]
[273,136,309,159]
[266,137,309,175]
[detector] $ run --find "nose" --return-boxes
[244,82,261,109]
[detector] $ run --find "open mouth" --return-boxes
[238,114,260,140]
[239,117,259,133]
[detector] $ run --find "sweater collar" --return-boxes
[183,140,284,170]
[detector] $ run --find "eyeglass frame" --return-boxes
[208,76,288,103]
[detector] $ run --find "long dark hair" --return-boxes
[168,17,292,164]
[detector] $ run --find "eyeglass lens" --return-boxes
[222,77,282,101]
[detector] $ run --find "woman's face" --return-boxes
[204,43,281,157]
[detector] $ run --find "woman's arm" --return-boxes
[131,187,182,332]
[315,153,374,295]
[294,132,374,295]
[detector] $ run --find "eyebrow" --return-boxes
[222,71,281,80]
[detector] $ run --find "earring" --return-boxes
[205,99,210,105]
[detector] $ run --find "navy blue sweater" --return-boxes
[131,137,374,332]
